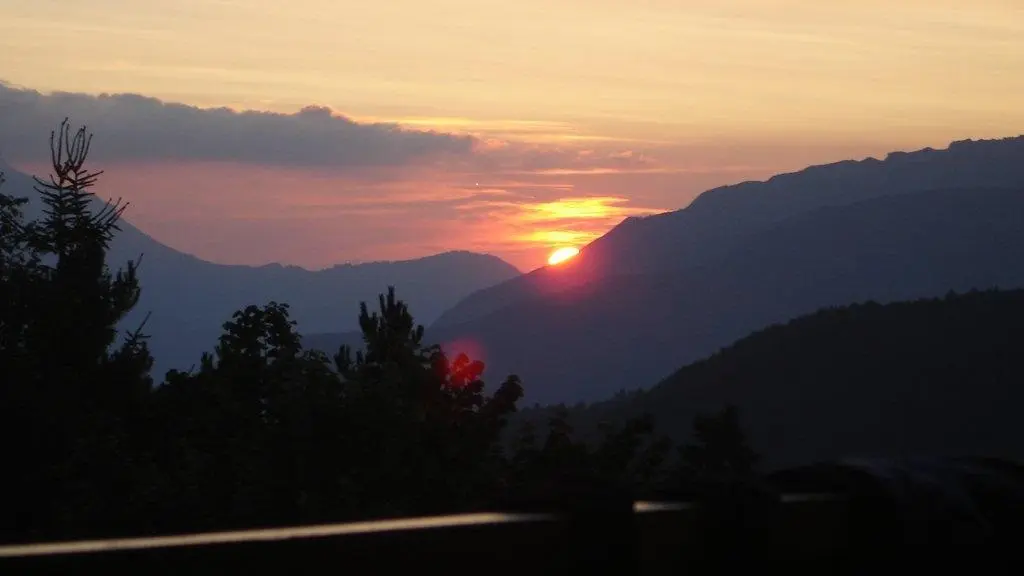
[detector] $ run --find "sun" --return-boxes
[547,246,580,266]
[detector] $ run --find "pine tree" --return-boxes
[333,286,524,514]
[678,404,759,482]
[0,120,154,542]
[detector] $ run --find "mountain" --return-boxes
[432,136,1024,329]
[361,137,1024,404]
[447,186,1024,403]
[534,289,1024,470]
[0,161,520,376]
[308,181,1024,404]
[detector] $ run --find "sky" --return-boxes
[1,0,1023,270]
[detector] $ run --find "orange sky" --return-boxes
[2,0,1023,270]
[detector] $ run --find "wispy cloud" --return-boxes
[448,195,662,258]
[518,196,660,222]
[517,229,602,245]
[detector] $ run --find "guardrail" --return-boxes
[6,458,1024,574]
[0,494,852,575]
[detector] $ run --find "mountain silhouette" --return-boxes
[432,136,1024,329]
[309,137,1024,404]
[546,289,1024,470]
[0,162,520,376]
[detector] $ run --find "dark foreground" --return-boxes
[4,457,1023,575]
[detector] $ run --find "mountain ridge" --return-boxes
[432,134,1024,329]
[306,183,1024,404]
[541,288,1024,470]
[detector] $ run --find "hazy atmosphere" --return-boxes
[6,0,1024,569]
[3,0,1023,269]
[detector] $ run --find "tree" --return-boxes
[0,119,155,542]
[334,287,524,515]
[0,170,34,352]
[1,123,729,542]
[154,301,348,530]
[678,404,758,483]
[148,286,529,529]
[503,406,673,506]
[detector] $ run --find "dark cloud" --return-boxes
[0,82,475,167]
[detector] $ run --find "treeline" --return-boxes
[0,122,754,544]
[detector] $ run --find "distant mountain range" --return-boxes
[308,136,1024,404]
[0,161,520,377]
[535,289,1024,470]
[433,136,1024,328]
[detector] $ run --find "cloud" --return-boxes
[518,196,661,222]
[455,195,659,222]
[0,82,475,168]
[0,82,682,180]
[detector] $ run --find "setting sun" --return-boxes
[547,247,580,266]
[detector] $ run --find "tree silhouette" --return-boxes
[0,120,154,542]
[155,301,347,529]
[678,404,758,483]
[0,123,761,544]
[333,286,524,515]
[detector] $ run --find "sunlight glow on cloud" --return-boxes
[519,197,661,222]
[520,230,602,245]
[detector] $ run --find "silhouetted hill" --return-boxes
[433,136,1024,328]
[543,289,1024,470]
[0,163,520,376]
[305,186,1024,403]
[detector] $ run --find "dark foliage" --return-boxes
[6,124,1024,574]
[5,122,1024,567]
[0,120,152,542]
[0,122,708,543]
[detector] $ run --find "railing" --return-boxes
[6,458,1023,573]
[0,494,853,575]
